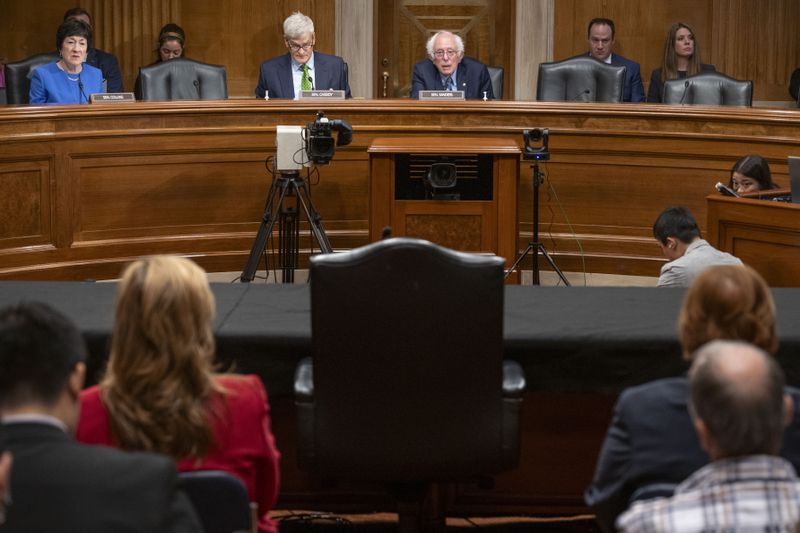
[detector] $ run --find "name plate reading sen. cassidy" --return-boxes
[299,90,346,100]
[90,92,136,103]
[419,90,465,100]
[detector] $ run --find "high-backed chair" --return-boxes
[294,237,525,533]
[178,471,255,533]
[3,52,60,104]
[663,72,753,106]
[137,58,228,101]
[537,56,626,102]
[487,65,504,99]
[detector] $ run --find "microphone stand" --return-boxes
[506,160,570,285]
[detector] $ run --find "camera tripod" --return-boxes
[241,170,332,282]
[506,161,570,285]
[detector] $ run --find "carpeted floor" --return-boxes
[273,511,601,532]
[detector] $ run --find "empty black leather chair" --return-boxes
[4,52,60,104]
[487,65,504,99]
[663,72,753,106]
[137,58,228,101]
[537,56,626,102]
[178,470,255,533]
[294,237,525,533]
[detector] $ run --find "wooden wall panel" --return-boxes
[710,0,800,101]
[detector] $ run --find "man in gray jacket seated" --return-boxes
[653,206,742,287]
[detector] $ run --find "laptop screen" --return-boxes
[789,156,800,203]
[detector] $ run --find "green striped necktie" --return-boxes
[301,64,312,91]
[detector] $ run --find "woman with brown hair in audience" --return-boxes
[76,255,280,533]
[585,265,800,532]
[647,22,716,103]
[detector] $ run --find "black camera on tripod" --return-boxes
[522,128,550,161]
[305,111,353,165]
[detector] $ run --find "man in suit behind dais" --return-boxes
[410,31,494,100]
[255,11,351,99]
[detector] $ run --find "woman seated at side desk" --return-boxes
[647,22,716,103]
[728,154,779,194]
[29,19,104,104]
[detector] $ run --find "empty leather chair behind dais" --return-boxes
[537,56,626,102]
[4,52,60,104]
[663,72,752,106]
[137,57,228,101]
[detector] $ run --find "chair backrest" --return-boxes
[178,470,254,533]
[308,237,507,481]
[536,56,626,102]
[3,52,60,104]
[487,65,504,99]
[663,72,753,106]
[138,58,228,101]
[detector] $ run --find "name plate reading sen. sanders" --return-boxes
[90,92,136,103]
[419,90,465,100]
[299,90,346,100]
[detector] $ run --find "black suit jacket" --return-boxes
[584,377,800,532]
[1,421,200,533]
[255,51,352,99]
[410,56,494,100]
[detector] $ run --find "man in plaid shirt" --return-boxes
[617,340,800,532]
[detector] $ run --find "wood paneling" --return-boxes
[2,100,800,282]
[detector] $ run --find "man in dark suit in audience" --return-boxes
[63,7,124,92]
[0,302,201,533]
[580,18,644,102]
[410,31,494,100]
[255,11,351,99]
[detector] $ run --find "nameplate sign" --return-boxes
[419,90,465,100]
[90,92,136,103]
[299,90,346,100]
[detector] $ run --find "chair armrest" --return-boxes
[502,360,526,398]
[294,357,314,401]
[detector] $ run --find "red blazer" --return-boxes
[77,374,281,533]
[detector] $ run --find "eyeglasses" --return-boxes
[434,49,458,59]
[287,41,314,52]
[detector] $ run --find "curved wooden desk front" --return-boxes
[1,100,799,280]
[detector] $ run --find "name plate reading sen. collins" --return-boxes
[419,90,465,100]
[90,92,136,103]
[299,90,346,100]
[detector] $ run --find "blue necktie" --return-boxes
[444,76,453,91]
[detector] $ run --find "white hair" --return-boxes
[283,12,314,39]
[426,31,465,59]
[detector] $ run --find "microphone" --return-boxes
[78,73,87,103]
[381,226,392,239]
[308,76,314,90]
[715,182,740,197]
[678,80,691,104]
[571,88,591,102]
[193,79,201,98]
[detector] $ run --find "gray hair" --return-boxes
[426,31,464,59]
[283,11,314,39]
[689,340,786,457]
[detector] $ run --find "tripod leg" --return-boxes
[505,243,534,280]
[537,244,571,286]
[240,178,292,282]
[294,178,333,254]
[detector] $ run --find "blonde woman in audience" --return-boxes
[585,264,800,532]
[76,255,280,533]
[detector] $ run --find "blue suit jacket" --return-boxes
[410,56,494,100]
[609,53,644,103]
[255,51,351,99]
[585,377,800,532]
